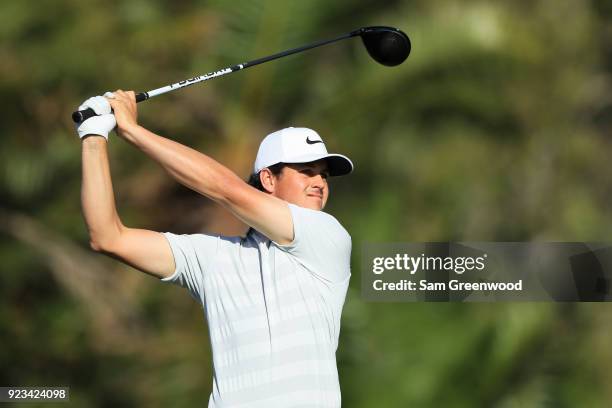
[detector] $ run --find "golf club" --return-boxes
[72,26,410,123]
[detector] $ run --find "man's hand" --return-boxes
[106,90,139,138]
[75,96,116,140]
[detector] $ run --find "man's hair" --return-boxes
[247,163,285,192]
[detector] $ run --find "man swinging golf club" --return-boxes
[78,90,353,407]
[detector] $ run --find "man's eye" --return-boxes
[299,168,328,178]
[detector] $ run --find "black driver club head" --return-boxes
[358,26,411,66]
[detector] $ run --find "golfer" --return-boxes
[77,91,353,407]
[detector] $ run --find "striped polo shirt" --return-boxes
[161,203,351,407]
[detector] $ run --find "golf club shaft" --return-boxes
[72,30,359,123]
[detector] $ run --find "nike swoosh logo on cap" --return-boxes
[306,137,323,145]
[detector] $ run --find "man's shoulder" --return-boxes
[288,204,351,241]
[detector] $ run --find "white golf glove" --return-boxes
[75,95,116,140]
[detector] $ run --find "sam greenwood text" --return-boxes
[372,279,523,291]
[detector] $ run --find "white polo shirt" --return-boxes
[161,203,352,407]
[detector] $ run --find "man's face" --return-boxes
[272,160,330,210]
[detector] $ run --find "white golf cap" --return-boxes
[253,127,353,176]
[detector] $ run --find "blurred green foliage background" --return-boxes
[1,0,612,406]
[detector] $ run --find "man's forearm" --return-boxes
[120,125,243,203]
[81,137,123,250]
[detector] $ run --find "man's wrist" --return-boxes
[81,134,108,144]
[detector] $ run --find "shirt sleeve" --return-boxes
[160,232,220,303]
[276,204,352,283]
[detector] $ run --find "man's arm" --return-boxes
[81,136,175,278]
[108,90,294,245]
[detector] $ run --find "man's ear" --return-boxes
[259,168,277,194]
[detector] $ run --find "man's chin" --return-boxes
[286,196,325,211]
[305,197,325,211]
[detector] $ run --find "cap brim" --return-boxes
[281,153,354,177]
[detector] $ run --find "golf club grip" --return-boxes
[71,92,148,123]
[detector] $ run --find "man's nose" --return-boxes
[311,174,326,188]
